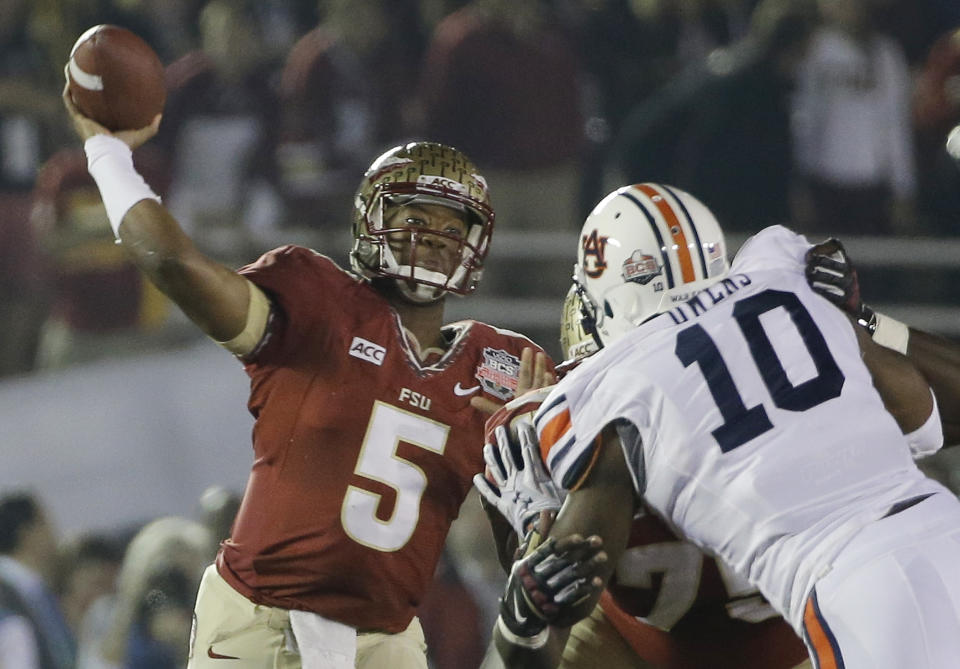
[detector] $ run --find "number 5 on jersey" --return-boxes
[341,401,449,551]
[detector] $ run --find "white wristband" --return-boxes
[905,391,943,459]
[84,134,160,238]
[496,616,550,650]
[871,312,909,355]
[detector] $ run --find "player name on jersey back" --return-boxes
[665,273,753,325]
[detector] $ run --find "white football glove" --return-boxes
[474,419,563,537]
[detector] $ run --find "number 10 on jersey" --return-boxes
[675,289,845,453]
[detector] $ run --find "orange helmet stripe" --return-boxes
[636,184,696,283]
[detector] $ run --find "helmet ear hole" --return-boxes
[604,300,614,318]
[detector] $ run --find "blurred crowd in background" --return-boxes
[2,0,960,376]
[2,0,960,667]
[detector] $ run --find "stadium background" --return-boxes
[1,0,959,667]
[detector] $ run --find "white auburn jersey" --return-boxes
[535,225,947,631]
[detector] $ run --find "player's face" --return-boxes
[384,202,469,276]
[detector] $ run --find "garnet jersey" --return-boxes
[485,395,807,668]
[535,225,947,632]
[216,246,551,633]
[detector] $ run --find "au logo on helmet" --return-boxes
[581,229,609,278]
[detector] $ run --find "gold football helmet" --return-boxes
[559,282,599,364]
[351,141,494,302]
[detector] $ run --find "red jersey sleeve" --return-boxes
[238,245,367,364]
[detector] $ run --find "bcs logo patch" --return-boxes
[475,348,520,401]
[349,337,386,366]
[581,229,609,278]
[621,250,661,285]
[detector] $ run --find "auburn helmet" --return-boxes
[351,141,494,302]
[574,183,729,347]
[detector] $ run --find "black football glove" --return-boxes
[805,238,877,333]
[498,534,605,639]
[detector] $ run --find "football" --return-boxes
[67,25,166,131]
[948,124,960,162]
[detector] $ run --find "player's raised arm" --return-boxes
[851,319,943,458]
[896,329,960,443]
[806,239,959,446]
[61,79,253,345]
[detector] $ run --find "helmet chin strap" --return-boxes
[393,265,450,303]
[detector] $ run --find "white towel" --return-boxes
[289,610,357,669]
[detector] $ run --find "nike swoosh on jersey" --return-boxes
[454,382,481,396]
[208,646,240,660]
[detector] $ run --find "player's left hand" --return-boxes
[498,534,606,638]
[804,238,862,312]
[473,419,563,537]
[805,238,877,331]
[471,347,555,415]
